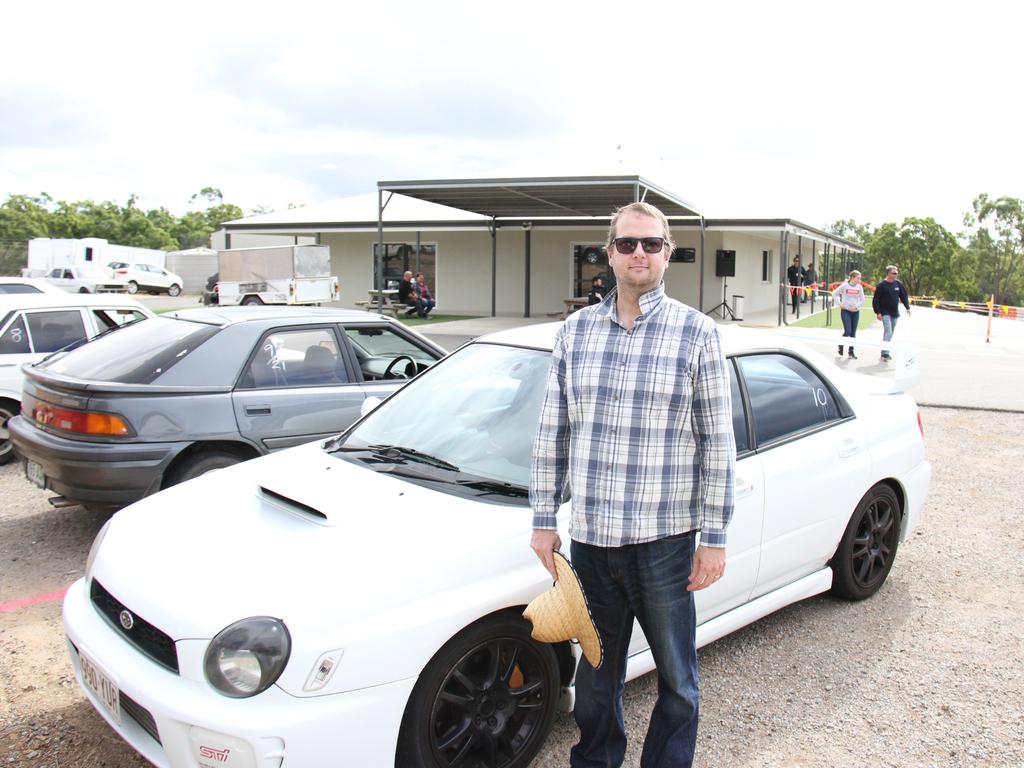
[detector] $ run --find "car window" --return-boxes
[92,308,148,329]
[0,284,42,295]
[238,327,348,389]
[25,310,87,353]
[728,360,750,454]
[344,325,437,380]
[0,313,31,353]
[736,353,842,446]
[41,317,220,384]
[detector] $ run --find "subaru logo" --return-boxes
[119,609,134,631]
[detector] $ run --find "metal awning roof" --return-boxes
[377,175,703,219]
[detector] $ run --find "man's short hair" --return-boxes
[606,202,675,252]
[886,265,899,275]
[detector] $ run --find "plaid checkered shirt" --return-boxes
[530,284,736,548]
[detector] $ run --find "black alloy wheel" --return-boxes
[397,615,559,768]
[831,484,901,600]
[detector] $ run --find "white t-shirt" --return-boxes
[833,282,865,311]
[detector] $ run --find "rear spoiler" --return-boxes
[774,331,920,392]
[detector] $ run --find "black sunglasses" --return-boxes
[612,237,666,255]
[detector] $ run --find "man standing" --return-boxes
[872,265,911,361]
[787,255,805,315]
[803,260,818,308]
[530,202,735,768]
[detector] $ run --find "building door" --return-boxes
[574,243,613,297]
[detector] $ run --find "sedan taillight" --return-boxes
[22,394,131,436]
[917,408,924,439]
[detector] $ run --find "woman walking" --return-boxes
[833,270,865,359]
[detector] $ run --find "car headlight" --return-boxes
[85,520,112,583]
[204,617,291,698]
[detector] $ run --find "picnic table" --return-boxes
[355,289,405,318]
[562,297,589,319]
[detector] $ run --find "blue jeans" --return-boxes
[881,314,898,357]
[570,532,699,768]
[839,309,859,354]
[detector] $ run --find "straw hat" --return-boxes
[523,551,603,669]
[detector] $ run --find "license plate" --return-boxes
[25,460,46,489]
[79,650,121,725]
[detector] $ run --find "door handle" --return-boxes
[837,438,860,458]
[245,405,272,416]
[734,479,755,499]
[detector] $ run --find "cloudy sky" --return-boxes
[2,0,1020,233]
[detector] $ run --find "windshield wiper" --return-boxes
[367,444,460,472]
[454,479,529,498]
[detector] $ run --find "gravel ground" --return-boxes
[1,406,1021,767]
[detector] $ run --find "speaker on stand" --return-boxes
[706,250,738,320]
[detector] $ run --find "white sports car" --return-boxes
[64,322,931,768]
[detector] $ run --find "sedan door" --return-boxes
[620,360,764,657]
[735,352,872,598]
[231,325,367,451]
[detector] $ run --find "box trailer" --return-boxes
[214,245,338,306]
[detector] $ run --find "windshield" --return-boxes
[40,316,220,383]
[338,342,551,487]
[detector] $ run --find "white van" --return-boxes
[0,293,155,463]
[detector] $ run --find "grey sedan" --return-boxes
[9,306,446,512]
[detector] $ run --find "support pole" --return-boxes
[490,218,497,318]
[376,190,385,315]
[778,231,786,326]
[524,225,532,318]
[698,217,706,312]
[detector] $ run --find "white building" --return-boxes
[220,176,863,325]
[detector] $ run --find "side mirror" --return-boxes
[360,397,383,417]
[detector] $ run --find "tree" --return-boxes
[963,194,1024,305]
[865,218,968,299]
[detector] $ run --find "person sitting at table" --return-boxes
[398,270,427,318]
[415,272,435,318]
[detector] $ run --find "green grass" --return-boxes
[789,306,877,331]
[397,314,479,327]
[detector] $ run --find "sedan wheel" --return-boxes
[166,451,244,487]
[0,403,17,465]
[831,484,901,600]
[397,614,559,768]
[167,283,181,297]
[127,281,139,294]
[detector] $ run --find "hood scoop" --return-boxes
[259,485,330,524]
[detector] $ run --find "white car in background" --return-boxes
[108,262,185,296]
[0,293,153,464]
[65,323,931,768]
[44,265,128,294]
[0,277,66,296]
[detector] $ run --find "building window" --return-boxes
[761,250,773,283]
[373,242,437,297]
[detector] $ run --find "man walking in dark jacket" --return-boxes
[872,265,911,361]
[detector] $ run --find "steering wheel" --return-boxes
[383,355,416,379]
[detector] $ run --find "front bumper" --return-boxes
[64,579,414,768]
[9,415,187,507]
